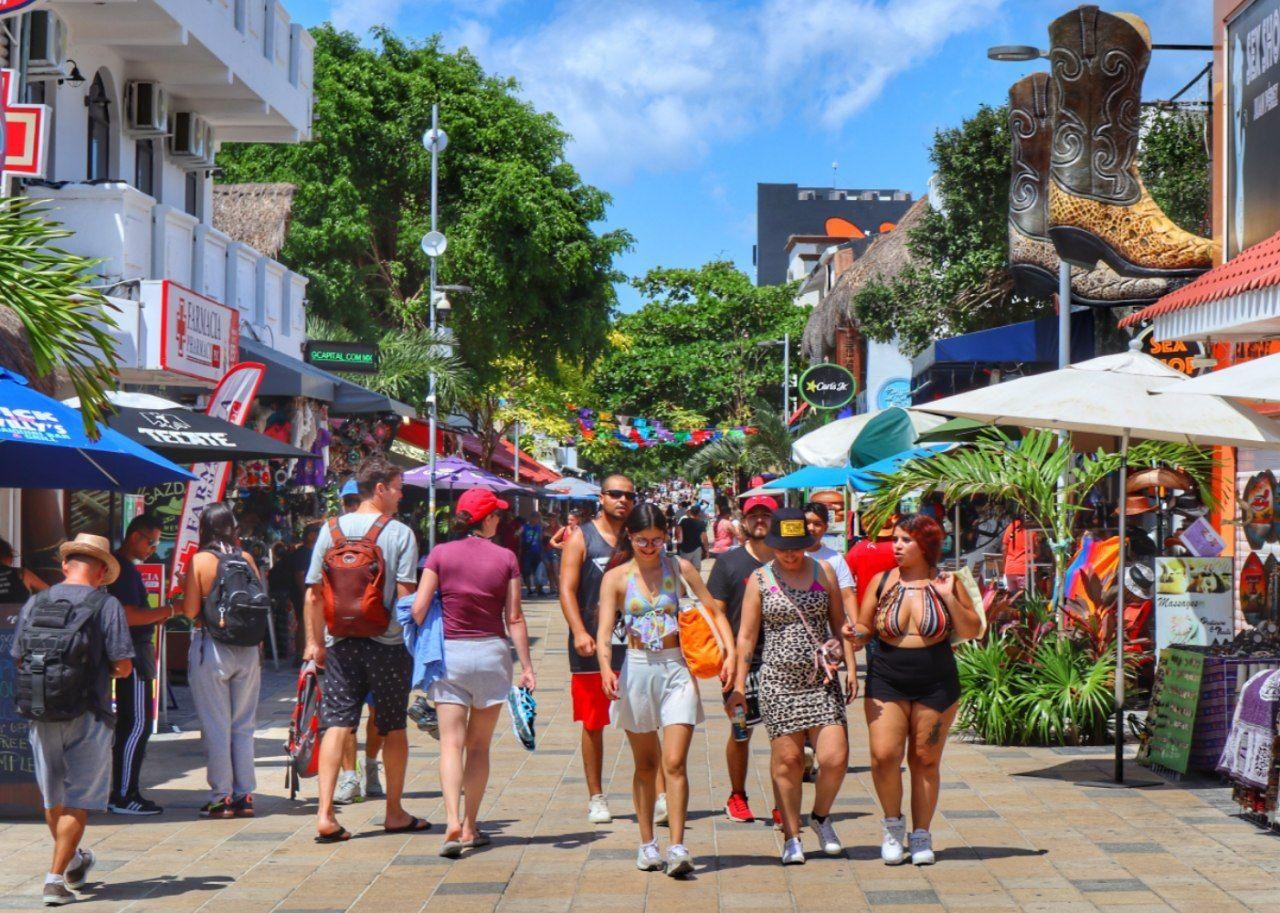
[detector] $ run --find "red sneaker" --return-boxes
[772,808,782,830]
[724,792,754,822]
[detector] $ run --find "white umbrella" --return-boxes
[916,348,1280,785]
[791,408,946,467]
[543,477,601,499]
[1159,351,1280,402]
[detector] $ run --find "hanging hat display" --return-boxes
[1115,494,1156,517]
[1126,466,1195,494]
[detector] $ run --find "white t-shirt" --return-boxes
[810,544,856,591]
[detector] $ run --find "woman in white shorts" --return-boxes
[411,488,536,858]
[597,503,736,877]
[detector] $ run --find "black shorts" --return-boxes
[321,638,412,735]
[865,640,961,713]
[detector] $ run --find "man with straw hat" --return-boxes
[11,534,135,905]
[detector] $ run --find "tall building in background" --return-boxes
[756,183,913,286]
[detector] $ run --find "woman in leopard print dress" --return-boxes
[727,509,859,865]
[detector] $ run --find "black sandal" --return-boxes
[315,826,351,843]
[384,815,431,834]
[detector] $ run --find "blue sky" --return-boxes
[286,1,1212,312]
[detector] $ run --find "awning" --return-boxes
[912,310,1095,376]
[240,338,415,417]
[459,434,562,484]
[1119,230,1280,341]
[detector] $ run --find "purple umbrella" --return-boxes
[403,455,533,493]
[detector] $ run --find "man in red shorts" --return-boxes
[560,474,664,823]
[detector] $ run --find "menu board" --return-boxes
[1139,647,1205,775]
[0,602,39,815]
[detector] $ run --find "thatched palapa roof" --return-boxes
[212,183,297,258]
[801,196,931,362]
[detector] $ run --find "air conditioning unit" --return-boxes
[125,82,168,136]
[25,11,67,78]
[169,112,208,160]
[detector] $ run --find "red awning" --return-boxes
[1120,230,1280,328]
[459,434,561,484]
[396,418,447,454]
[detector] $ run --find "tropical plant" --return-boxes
[0,197,118,434]
[861,429,1214,606]
[681,398,823,487]
[956,636,1023,745]
[306,315,465,408]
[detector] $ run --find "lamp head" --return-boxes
[987,45,1046,62]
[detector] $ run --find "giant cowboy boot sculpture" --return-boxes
[1047,6,1217,278]
[1008,71,1178,307]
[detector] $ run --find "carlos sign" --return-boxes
[799,363,857,410]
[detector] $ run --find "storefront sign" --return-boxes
[1139,647,1205,775]
[799,364,857,410]
[157,282,240,384]
[304,340,379,374]
[875,377,912,409]
[1227,0,1280,257]
[1154,557,1234,654]
[168,363,263,597]
[1138,327,1214,377]
[1,69,48,185]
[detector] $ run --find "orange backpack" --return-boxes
[321,514,392,638]
[672,560,726,678]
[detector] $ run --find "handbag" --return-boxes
[759,562,843,685]
[671,558,726,679]
[949,566,988,645]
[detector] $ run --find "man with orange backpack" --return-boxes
[303,455,428,842]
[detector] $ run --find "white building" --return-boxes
[4,0,315,383]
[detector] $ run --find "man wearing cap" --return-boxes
[707,495,777,823]
[559,474,638,825]
[12,534,135,905]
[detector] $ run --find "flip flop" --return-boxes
[462,832,491,848]
[315,826,351,843]
[384,815,431,834]
[439,840,464,859]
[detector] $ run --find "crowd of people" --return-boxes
[10,455,984,904]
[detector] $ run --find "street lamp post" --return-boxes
[756,335,791,421]
[422,105,449,552]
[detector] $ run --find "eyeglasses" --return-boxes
[632,536,665,548]
[603,490,636,501]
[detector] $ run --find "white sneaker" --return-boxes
[334,770,362,805]
[881,816,908,865]
[364,761,384,799]
[802,745,817,782]
[909,829,935,866]
[587,794,612,824]
[781,837,806,866]
[809,816,843,856]
[654,793,668,826]
[665,844,694,877]
[636,841,663,871]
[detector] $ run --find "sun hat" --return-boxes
[742,495,779,515]
[1115,494,1156,517]
[340,478,359,498]
[58,533,120,585]
[457,488,509,523]
[763,507,815,551]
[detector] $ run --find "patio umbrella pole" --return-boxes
[1114,430,1128,784]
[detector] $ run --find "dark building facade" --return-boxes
[755,183,913,286]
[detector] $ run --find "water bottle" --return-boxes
[731,704,749,742]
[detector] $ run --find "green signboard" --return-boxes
[303,340,379,374]
[799,363,857,410]
[1138,647,1205,775]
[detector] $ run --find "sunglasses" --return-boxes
[603,490,637,501]
[632,536,665,548]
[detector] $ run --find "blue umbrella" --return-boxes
[765,464,857,491]
[0,368,195,490]
[848,444,957,492]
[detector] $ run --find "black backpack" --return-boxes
[201,549,270,646]
[16,590,107,722]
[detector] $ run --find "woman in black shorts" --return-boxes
[844,514,981,867]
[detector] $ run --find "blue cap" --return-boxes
[340,479,359,497]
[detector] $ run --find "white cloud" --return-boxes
[453,0,1005,179]
[331,0,410,35]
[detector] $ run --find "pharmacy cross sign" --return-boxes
[1,68,49,186]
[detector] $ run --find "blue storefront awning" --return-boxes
[912,310,1096,376]
[240,338,415,418]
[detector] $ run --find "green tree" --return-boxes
[1141,108,1211,237]
[682,399,814,488]
[0,198,118,433]
[593,261,803,422]
[218,25,631,380]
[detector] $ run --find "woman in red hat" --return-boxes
[410,488,536,859]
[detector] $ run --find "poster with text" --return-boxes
[1155,557,1234,654]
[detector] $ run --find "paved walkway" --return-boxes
[3,597,1280,912]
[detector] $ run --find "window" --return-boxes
[184,169,202,218]
[134,139,155,197]
[86,74,111,181]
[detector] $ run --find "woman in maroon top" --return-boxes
[411,489,536,858]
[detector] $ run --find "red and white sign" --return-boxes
[168,362,264,597]
[1,69,48,184]
[158,281,240,383]
[0,2,43,17]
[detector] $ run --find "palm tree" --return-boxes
[0,198,119,433]
[683,399,815,486]
[859,428,1213,605]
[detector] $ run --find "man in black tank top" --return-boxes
[559,474,648,825]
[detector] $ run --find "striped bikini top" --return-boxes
[623,559,681,650]
[874,572,951,640]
